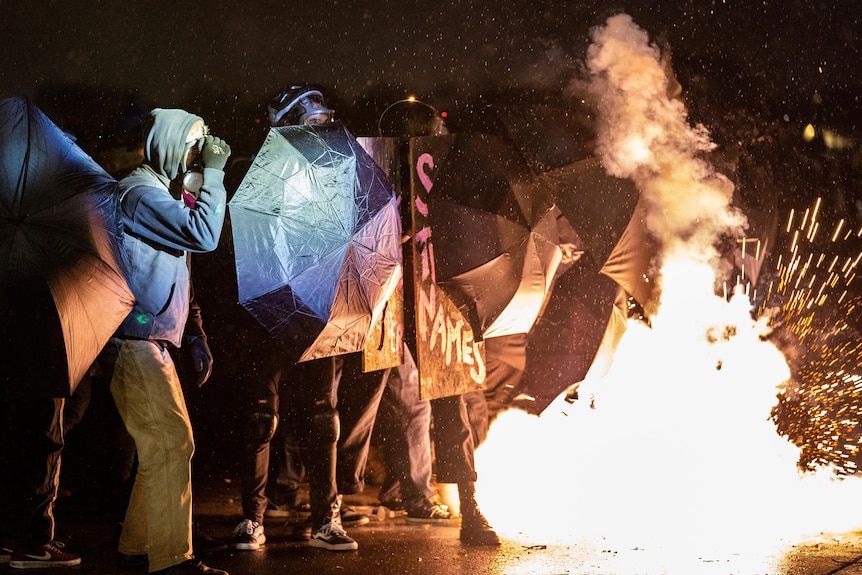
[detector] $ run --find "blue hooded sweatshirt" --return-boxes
[115,108,226,346]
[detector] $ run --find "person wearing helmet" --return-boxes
[267,84,335,127]
[231,84,381,554]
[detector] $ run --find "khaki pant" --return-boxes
[109,338,194,573]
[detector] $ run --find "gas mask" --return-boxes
[179,123,208,207]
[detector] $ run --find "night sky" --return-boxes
[2,1,860,156]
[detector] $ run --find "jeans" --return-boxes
[108,338,194,573]
[376,346,437,507]
[430,394,478,485]
[332,354,389,495]
[240,356,340,529]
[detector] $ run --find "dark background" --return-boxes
[2,1,860,156]
[7,1,862,490]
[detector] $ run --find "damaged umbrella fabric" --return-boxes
[229,121,402,362]
[0,96,133,397]
[427,132,577,340]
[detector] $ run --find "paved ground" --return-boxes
[8,471,862,575]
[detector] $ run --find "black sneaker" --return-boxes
[459,511,501,546]
[9,541,81,569]
[231,519,265,551]
[151,559,228,575]
[308,518,358,551]
[340,505,370,527]
[405,496,453,524]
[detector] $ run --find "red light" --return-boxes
[440,111,448,118]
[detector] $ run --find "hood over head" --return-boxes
[143,108,205,181]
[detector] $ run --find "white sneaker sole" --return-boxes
[232,534,265,551]
[308,538,358,551]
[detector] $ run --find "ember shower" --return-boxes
[473,13,862,569]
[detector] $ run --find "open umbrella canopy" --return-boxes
[229,121,402,362]
[427,132,575,339]
[0,96,133,397]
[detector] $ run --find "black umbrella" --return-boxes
[229,121,402,362]
[427,132,576,339]
[0,96,133,397]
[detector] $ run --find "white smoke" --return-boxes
[585,13,747,276]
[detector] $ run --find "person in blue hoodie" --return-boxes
[107,108,231,575]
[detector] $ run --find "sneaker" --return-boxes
[0,546,13,564]
[151,559,228,575]
[405,496,453,524]
[231,519,265,551]
[9,541,81,568]
[308,518,358,551]
[378,497,405,511]
[340,505,370,527]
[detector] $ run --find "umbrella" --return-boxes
[427,132,575,339]
[0,96,133,397]
[229,121,402,363]
[515,157,654,413]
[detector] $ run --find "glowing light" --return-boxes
[803,123,816,142]
[473,14,862,573]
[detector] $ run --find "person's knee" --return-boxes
[245,408,278,445]
[307,403,339,447]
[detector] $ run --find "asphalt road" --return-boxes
[22,471,862,575]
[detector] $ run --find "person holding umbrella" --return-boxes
[106,108,231,575]
[0,96,136,569]
[229,84,375,553]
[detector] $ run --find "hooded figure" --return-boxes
[108,108,232,575]
[115,108,226,345]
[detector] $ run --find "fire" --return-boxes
[475,253,862,569]
[472,12,862,573]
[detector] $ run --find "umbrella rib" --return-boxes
[15,98,33,210]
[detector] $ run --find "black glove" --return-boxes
[199,135,231,171]
[186,335,213,387]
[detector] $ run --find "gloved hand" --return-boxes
[198,135,231,171]
[186,335,213,387]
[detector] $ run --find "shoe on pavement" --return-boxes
[308,518,358,551]
[0,546,13,564]
[459,510,501,546]
[405,496,453,524]
[9,541,81,569]
[151,558,228,575]
[231,519,265,551]
[340,504,370,527]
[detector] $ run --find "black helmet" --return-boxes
[267,84,334,126]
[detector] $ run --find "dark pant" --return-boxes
[332,354,389,495]
[239,356,339,528]
[269,354,389,500]
[376,347,436,507]
[0,390,64,549]
[430,394,478,485]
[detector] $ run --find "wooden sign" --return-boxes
[409,136,486,400]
